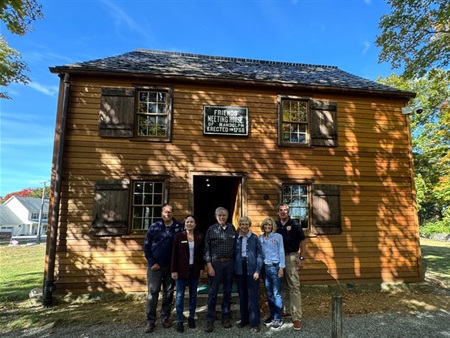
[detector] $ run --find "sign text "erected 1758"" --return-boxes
[203,106,249,136]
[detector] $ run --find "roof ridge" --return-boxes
[134,49,338,69]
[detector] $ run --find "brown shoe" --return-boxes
[145,323,156,333]
[161,318,172,328]
[293,320,302,330]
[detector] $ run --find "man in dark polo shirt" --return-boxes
[204,207,236,333]
[276,203,307,331]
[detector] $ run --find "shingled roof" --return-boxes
[49,49,414,97]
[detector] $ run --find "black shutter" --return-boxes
[99,87,135,138]
[310,100,338,147]
[91,180,130,236]
[312,184,342,235]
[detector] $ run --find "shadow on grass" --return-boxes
[0,272,44,302]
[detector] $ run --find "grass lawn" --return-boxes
[420,237,450,287]
[0,244,46,302]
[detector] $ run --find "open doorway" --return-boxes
[193,175,244,234]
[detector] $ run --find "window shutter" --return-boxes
[312,184,342,235]
[99,88,135,138]
[91,180,130,236]
[310,100,338,147]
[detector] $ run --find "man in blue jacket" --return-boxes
[144,203,183,333]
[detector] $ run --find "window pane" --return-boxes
[154,194,162,205]
[154,183,163,193]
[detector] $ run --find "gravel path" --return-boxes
[4,309,450,338]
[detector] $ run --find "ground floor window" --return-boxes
[282,184,309,228]
[131,181,165,230]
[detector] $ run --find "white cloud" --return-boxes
[28,82,59,97]
[362,41,370,55]
[102,0,147,37]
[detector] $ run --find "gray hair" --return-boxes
[238,216,252,226]
[215,207,228,215]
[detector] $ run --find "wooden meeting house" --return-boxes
[44,49,422,299]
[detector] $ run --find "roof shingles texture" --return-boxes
[50,49,410,94]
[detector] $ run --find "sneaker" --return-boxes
[293,320,302,331]
[204,321,214,333]
[222,319,232,328]
[263,317,274,326]
[271,320,283,330]
[251,326,261,333]
[161,318,172,328]
[176,322,184,333]
[188,318,196,329]
[145,323,155,333]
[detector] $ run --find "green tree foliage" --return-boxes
[377,70,450,226]
[0,0,43,99]
[376,0,450,79]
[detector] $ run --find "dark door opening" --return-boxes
[193,176,241,234]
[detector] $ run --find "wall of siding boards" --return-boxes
[51,76,421,294]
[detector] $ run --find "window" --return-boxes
[131,181,164,230]
[99,86,173,141]
[31,212,39,220]
[281,183,342,235]
[281,100,309,144]
[91,178,169,236]
[282,184,309,228]
[137,91,169,137]
[278,97,338,147]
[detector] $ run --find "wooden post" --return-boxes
[332,293,342,338]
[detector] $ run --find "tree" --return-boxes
[0,0,43,99]
[376,0,450,79]
[0,186,49,202]
[377,70,450,226]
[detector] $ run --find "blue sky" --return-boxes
[0,0,398,197]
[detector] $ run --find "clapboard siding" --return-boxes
[48,75,421,294]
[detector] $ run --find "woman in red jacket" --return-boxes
[171,215,205,332]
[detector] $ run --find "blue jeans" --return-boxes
[175,272,199,323]
[146,266,174,323]
[206,260,234,322]
[263,264,283,321]
[236,262,261,326]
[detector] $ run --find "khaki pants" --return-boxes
[283,254,302,320]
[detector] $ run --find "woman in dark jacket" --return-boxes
[171,215,205,332]
[235,216,263,333]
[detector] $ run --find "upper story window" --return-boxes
[278,97,338,147]
[137,91,169,137]
[99,86,173,142]
[281,99,309,144]
[31,212,39,220]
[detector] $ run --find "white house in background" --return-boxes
[2,196,49,236]
[0,204,23,236]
